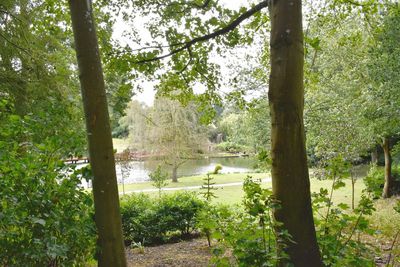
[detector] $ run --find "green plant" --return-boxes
[213,164,223,175]
[158,191,205,235]
[0,103,96,266]
[149,165,169,197]
[200,176,289,266]
[216,141,247,153]
[120,191,205,245]
[198,174,218,246]
[364,164,400,199]
[119,148,133,195]
[200,173,218,201]
[313,157,376,266]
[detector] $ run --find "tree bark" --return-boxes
[371,146,378,165]
[268,1,322,266]
[172,164,178,183]
[382,137,393,198]
[68,1,127,266]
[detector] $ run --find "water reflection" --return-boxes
[116,156,256,184]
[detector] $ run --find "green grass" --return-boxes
[120,171,400,241]
[119,172,268,192]
[369,198,400,236]
[119,172,367,207]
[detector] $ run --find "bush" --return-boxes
[0,108,95,266]
[364,164,400,198]
[216,141,247,153]
[213,164,223,174]
[120,191,205,245]
[197,176,286,266]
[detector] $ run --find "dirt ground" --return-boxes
[125,236,399,266]
[126,238,212,267]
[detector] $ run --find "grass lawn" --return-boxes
[119,172,366,207]
[118,172,268,192]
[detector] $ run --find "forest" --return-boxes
[1,0,400,266]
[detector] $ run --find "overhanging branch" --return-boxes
[133,0,269,64]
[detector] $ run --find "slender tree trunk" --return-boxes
[351,171,355,210]
[268,1,322,266]
[371,146,378,165]
[68,1,127,266]
[382,137,393,198]
[172,164,178,183]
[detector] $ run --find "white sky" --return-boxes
[111,0,249,106]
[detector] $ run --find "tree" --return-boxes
[149,165,169,197]
[67,1,126,266]
[147,98,207,182]
[268,1,322,265]
[366,4,400,198]
[110,0,323,264]
[121,100,150,150]
[0,0,87,156]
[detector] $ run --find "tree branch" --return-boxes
[0,32,30,55]
[340,0,374,7]
[133,0,269,64]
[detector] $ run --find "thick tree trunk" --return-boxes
[382,137,393,198]
[68,1,127,266]
[268,1,322,266]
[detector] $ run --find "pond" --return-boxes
[116,156,257,184]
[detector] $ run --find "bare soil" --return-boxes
[126,238,212,267]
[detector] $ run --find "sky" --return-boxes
[111,0,249,106]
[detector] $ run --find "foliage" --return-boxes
[216,141,248,153]
[218,101,270,154]
[304,11,373,162]
[366,3,400,141]
[213,164,223,175]
[120,191,205,245]
[198,176,288,266]
[118,149,133,195]
[313,157,376,266]
[198,173,218,246]
[123,98,208,181]
[364,164,400,199]
[254,149,271,172]
[0,101,95,266]
[200,174,218,201]
[149,165,169,197]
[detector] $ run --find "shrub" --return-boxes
[0,108,95,266]
[198,176,287,266]
[120,193,163,244]
[213,164,223,174]
[158,192,205,235]
[313,158,376,266]
[364,164,400,199]
[120,191,205,245]
[216,141,247,153]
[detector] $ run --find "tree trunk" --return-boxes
[351,171,355,210]
[268,1,322,266]
[371,146,378,165]
[382,137,393,198]
[68,1,127,266]
[172,164,178,183]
